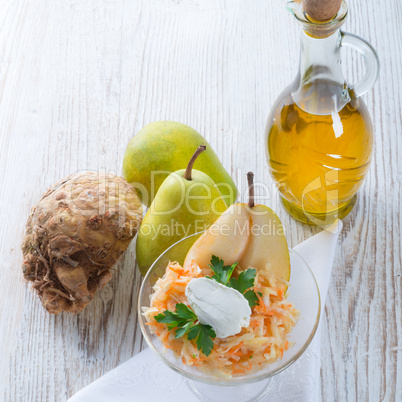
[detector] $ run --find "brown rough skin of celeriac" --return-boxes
[21,171,143,315]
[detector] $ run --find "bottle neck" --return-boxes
[293,30,350,115]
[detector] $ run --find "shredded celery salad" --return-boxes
[143,260,299,379]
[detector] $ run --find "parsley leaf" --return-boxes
[229,268,257,294]
[155,303,196,332]
[154,310,183,330]
[243,289,259,308]
[174,321,194,338]
[208,255,238,285]
[187,324,216,356]
[175,303,197,321]
[154,303,216,356]
[209,256,260,308]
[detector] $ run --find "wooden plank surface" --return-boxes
[0,0,400,400]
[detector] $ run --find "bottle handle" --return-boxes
[340,31,380,98]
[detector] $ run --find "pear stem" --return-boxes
[184,145,206,180]
[247,172,255,208]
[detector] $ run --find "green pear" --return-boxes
[136,146,227,276]
[123,121,237,207]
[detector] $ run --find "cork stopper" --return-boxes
[302,0,342,21]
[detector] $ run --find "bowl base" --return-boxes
[187,378,273,402]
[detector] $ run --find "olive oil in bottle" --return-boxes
[265,0,379,225]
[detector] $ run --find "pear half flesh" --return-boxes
[239,204,290,282]
[184,203,250,270]
[184,175,290,282]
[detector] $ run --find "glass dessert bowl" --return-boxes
[138,232,321,402]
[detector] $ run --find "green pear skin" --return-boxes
[136,169,227,276]
[123,121,238,207]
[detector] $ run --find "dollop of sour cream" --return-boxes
[185,277,251,338]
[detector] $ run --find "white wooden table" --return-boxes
[0,0,400,400]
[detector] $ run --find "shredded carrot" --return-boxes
[277,286,286,300]
[228,342,244,355]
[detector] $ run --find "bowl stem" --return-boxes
[186,378,274,401]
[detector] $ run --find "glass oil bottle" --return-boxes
[265,0,380,225]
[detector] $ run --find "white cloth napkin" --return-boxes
[69,220,343,402]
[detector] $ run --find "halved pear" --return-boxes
[183,172,290,284]
[183,203,250,270]
[239,204,290,282]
